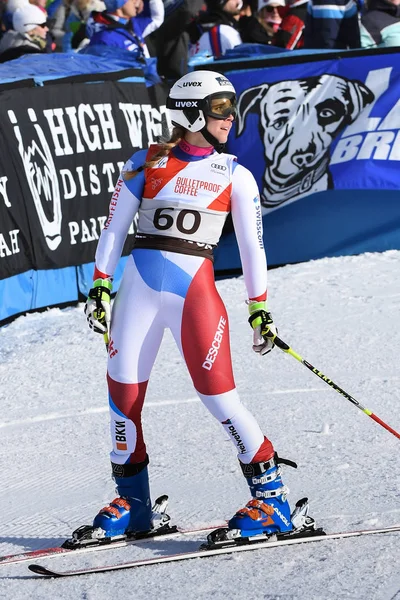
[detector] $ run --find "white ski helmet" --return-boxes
[166,70,237,133]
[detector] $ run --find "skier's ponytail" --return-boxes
[124,126,186,181]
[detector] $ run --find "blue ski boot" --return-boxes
[93,457,153,536]
[228,453,296,537]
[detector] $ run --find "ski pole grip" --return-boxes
[273,335,290,351]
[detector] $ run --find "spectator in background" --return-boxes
[85,0,163,57]
[188,0,243,59]
[51,0,106,52]
[0,3,51,61]
[257,0,283,36]
[240,0,285,45]
[148,0,204,79]
[303,0,361,49]
[272,0,308,49]
[360,0,400,47]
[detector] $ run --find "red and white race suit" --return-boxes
[94,143,274,467]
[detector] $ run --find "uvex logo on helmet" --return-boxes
[175,100,199,108]
[183,82,202,87]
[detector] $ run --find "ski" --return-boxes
[0,493,224,566]
[0,525,225,565]
[28,525,400,578]
[0,525,222,566]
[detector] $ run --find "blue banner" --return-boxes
[224,51,400,210]
[197,49,400,272]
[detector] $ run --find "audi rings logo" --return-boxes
[211,163,226,171]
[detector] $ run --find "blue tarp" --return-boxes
[0,42,360,88]
[188,43,366,69]
[0,49,160,86]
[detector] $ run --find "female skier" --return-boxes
[84,70,295,541]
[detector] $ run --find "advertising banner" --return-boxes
[0,80,169,281]
[223,51,400,212]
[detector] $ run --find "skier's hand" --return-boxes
[84,278,112,334]
[248,301,277,356]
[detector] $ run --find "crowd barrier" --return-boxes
[1,46,400,323]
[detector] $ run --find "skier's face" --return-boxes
[206,113,235,144]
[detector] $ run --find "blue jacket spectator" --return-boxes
[360,0,400,47]
[303,0,361,49]
[86,0,163,57]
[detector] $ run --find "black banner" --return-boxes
[0,79,169,280]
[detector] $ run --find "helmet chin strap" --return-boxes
[201,125,226,154]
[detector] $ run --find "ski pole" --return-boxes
[103,331,109,351]
[269,334,400,441]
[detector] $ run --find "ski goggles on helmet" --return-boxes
[166,92,237,121]
[203,92,237,120]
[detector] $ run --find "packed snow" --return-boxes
[0,250,399,599]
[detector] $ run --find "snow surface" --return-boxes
[0,250,399,600]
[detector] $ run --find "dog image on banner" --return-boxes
[236,75,375,209]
